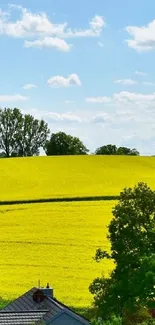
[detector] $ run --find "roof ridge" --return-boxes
[2,287,38,310]
[48,297,90,323]
[47,296,64,309]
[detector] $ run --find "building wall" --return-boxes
[48,312,86,325]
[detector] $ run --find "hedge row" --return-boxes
[0,195,120,206]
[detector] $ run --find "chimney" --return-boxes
[41,283,54,298]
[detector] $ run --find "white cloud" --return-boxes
[135,70,147,76]
[142,81,155,86]
[23,84,37,90]
[113,91,155,103]
[0,6,66,38]
[0,6,105,51]
[126,20,155,52]
[86,96,111,103]
[92,112,113,124]
[86,91,155,148]
[0,94,28,102]
[114,79,137,85]
[18,88,155,155]
[65,100,76,104]
[90,15,105,31]
[98,41,104,47]
[87,91,155,105]
[44,112,82,123]
[62,15,105,38]
[86,91,155,111]
[24,37,72,51]
[47,74,81,87]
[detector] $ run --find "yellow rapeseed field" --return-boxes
[0,156,154,307]
[0,201,115,306]
[0,155,155,200]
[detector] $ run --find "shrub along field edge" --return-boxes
[0,195,120,206]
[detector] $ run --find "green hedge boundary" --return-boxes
[0,195,120,206]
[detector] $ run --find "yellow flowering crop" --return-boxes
[0,201,115,307]
[0,155,154,308]
[0,156,154,200]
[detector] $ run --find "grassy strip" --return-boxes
[69,306,95,321]
[0,299,12,309]
[0,195,120,206]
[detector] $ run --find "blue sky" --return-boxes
[1,0,155,154]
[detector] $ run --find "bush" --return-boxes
[138,320,155,325]
[122,307,151,325]
[91,315,122,325]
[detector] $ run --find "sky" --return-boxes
[1,0,155,155]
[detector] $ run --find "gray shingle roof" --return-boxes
[1,287,63,322]
[0,310,47,324]
[0,287,90,325]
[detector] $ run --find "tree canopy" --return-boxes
[44,131,89,155]
[117,146,139,156]
[0,108,50,157]
[89,182,155,320]
[95,144,139,156]
[95,144,117,155]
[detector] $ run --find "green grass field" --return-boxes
[0,201,114,306]
[0,156,155,200]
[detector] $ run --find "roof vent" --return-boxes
[33,289,45,303]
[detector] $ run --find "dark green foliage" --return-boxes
[0,299,12,310]
[117,147,139,156]
[123,307,152,325]
[95,145,117,155]
[45,131,89,155]
[0,152,6,158]
[95,144,139,156]
[89,183,155,320]
[91,315,122,325]
[140,320,155,325]
[16,114,49,157]
[0,108,23,157]
[0,108,50,157]
[91,314,155,325]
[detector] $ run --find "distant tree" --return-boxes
[45,131,89,155]
[89,183,155,321]
[0,152,6,158]
[95,145,117,155]
[16,114,49,157]
[117,147,139,156]
[0,108,50,157]
[0,108,23,157]
[95,145,139,156]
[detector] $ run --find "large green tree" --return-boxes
[0,108,23,157]
[0,108,50,157]
[89,183,155,320]
[45,131,89,155]
[16,114,50,157]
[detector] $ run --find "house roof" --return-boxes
[0,310,47,324]
[0,287,90,325]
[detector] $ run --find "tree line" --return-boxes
[0,108,139,157]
